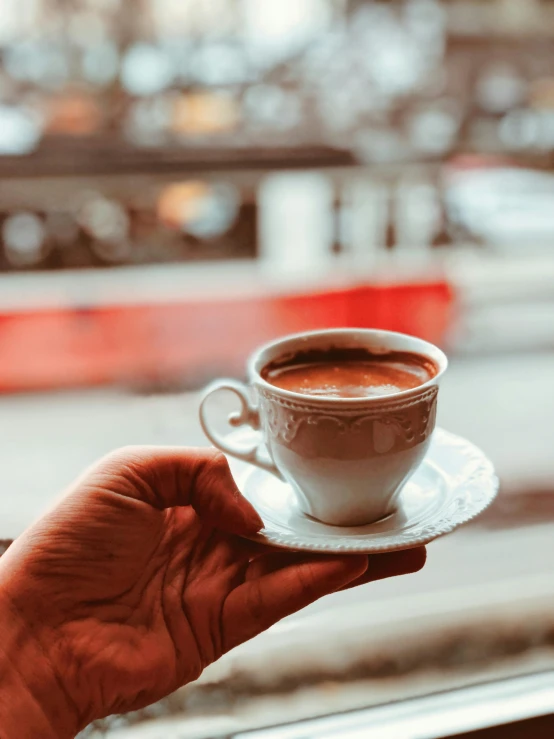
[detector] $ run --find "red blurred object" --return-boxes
[0,280,454,392]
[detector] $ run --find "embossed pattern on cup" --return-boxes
[258,385,438,456]
[256,384,438,526]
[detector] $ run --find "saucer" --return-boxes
[225,427,498,554]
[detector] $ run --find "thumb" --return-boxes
[85,445,264,536]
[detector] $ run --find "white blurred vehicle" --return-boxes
[445,163,554,251]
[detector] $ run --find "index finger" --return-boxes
[222,554,369,653]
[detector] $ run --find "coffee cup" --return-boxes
[200,329,448,527]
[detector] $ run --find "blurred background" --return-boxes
[0,1,553,737]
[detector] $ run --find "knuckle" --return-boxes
[91,446,156,501]
[195,450,232,485]
[209,450,230,470]
[100,445,144,470]
[296,563,319,597]
[245,579,267,627]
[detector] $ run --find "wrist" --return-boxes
[0,580,80,738]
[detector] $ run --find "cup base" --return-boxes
[302,507,397,529]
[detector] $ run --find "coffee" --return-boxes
[262,347,436,399]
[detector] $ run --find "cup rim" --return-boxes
[247,328,448,405]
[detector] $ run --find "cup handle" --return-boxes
[199,379,284,480]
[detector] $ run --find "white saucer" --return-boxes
[226,427,498,554]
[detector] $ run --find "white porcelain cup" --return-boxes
[200,329,448,527]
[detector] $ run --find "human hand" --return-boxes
[0,447,425,737]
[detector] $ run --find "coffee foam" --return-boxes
[262,348,436,399]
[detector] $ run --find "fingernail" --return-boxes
[246,508,264,532]
[234,486,264,532]
[239,503,264,533]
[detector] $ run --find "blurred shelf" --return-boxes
[2,146,554,197]
[0,139,356,180]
